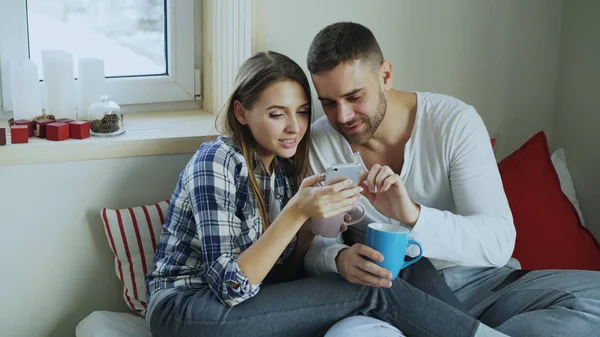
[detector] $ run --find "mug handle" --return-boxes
[401,240,423,269]
[344,204,365,226]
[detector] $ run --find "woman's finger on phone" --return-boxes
[322,195,359,218]
[326,202,358,219]
[329,185,363,203]
[323,178,353,194]
[300,173,326,187]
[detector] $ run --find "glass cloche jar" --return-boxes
[88,95,125,137]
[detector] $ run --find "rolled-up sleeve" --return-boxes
[304,234,348,276]
[186,152,260,306]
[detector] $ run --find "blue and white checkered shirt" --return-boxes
[146,136,299,306]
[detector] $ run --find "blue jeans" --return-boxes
[441,258,600,337]
[147,273,481,337]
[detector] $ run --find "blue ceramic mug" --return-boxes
[366,223,423,280]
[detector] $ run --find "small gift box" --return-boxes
[55,118,75,124]
[69,120,90,140]
[0,128,6,145]
[46,122,70,141]
[10,119,34,137]
[10,125,29,144]
[34,118,55,138]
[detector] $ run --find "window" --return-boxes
[0,0,264,117]
[28,0,168,79]
[0,0,196,113]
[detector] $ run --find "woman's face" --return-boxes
[235,80,310,169]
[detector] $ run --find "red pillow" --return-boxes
[498,131,600,271]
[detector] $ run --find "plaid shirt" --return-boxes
[146,136,299,306]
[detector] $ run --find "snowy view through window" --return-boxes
[27,0,167,79]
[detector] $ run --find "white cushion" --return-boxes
[551,149,586,227]
[100,200,170,316]
[325,316,405,337]
[75,311,151,337]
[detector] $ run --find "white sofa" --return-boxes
[76,148,587,337]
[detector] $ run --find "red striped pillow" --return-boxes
[100,200,170,316]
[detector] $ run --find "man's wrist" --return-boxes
[404,202,421,227]
[334,248,347,272]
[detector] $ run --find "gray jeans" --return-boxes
[148,273,480,337]
[441,258,600,337]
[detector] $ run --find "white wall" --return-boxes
[552,0,600,238]
[266,0,564,160]
[0,1,570,336]
[0,154,193,337]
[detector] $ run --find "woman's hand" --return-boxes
[291,173,363,220]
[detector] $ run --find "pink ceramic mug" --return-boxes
[310,205,366,238]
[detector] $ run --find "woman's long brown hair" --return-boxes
[216,51,313,231]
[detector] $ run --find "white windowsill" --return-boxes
[0,110,220,166]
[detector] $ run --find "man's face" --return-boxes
[312,59,387,145]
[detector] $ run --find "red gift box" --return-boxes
[0,128,6,145]
[10,119,34,137]
[34,119,55,138]
[55,118,75,124]
[10,125,29,144]
[69,121,90,140]
[46,122,70,141]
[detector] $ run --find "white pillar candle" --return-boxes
[77,57,105,121]
[10,59,42,120]
[41,50,77,120]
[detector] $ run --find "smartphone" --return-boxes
[325,163,363,187]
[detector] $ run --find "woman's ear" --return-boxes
[233,100,248,125]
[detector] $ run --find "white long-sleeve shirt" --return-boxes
[304,92,516,275]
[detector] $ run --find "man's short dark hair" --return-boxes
[307,22,384,74]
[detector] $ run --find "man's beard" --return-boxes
[336,89,387,145]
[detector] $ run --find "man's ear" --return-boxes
[233,100,248,125]
[380,60,393,91]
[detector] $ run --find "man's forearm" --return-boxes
[410,205,516,267]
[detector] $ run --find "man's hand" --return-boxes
[336,244,393,288]
[360,164,421,226]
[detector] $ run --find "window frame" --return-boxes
[0,0,196,113]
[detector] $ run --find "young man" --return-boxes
[304,21,600,337]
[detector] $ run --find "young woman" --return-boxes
[145,51,499,337]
